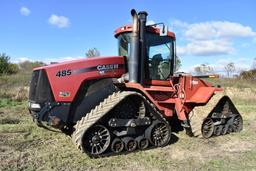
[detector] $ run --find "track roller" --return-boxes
[136,136,149,150]
[111,138,124,153]
[221,124,229,135]
[122,137,137,152]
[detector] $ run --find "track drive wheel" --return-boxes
[146,120,171,147]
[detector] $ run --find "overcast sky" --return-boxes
[1,0,256,73]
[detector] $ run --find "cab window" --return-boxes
[147,33,174,80]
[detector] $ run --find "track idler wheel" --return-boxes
[201,118,214,138]
[82,125,111,157]
[221,124,229,135]
[146,120,171,147]
[214,125,223,136]
[136,136,149,150]
[122,137,137,152]
[111,138,124,153]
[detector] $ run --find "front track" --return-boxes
[72,91,171,157]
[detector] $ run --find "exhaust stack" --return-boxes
[129,9,140,83]
[129,9,148,83]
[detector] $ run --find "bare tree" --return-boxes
[225,62,235,78]
[85,48,100,58]
[252,57,256,69]
[175,56,182,72]
[194,63,214,75]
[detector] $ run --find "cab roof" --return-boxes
[114,24,176,39]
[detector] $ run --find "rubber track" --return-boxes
[189,92,226,138]
[71,91,168,153]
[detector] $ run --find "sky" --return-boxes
[1,0,256,74]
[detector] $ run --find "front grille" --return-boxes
[29,70,54,103]
[29,70,39,101]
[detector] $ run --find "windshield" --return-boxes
[117,32,175,80]
[118,33,131,57]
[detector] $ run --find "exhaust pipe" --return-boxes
[129,9,139,83]
[138,11,148,83]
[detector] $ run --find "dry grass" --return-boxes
[0,75,256,170]
[0,73,30,101]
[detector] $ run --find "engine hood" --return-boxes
[34,56,125,71]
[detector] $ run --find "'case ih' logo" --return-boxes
[97,64,119,71]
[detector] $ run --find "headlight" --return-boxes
[29,102,41,109]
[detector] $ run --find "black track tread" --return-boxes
[71,91,169,153]
[189,92,226,138]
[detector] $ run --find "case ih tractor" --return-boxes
[28,9,243,157]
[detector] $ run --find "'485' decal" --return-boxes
[56,69,72,77]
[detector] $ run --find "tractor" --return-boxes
[28,9,243,157]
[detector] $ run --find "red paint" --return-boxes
[34,55,222,121]
[144,80,172,86]
[35,56,126,102]
[114,24,176,39]
[125,75,221,120]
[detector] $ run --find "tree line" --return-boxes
[0,53,46,75]
[0,53,19,74]
[1,50,255,81]
[193,58,256,80]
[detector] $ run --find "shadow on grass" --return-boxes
[0,118,20,124]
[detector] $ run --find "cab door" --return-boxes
[144,36,174,86]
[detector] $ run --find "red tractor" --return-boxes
[28,9,242,157]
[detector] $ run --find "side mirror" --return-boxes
[160,25,168,36]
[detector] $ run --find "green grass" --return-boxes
[0,98,23,108]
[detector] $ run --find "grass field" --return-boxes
[0,74,256,171]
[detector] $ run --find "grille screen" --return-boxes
[29,70,54,103]
[29,70,39,101]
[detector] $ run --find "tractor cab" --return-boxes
[115,20,176,82]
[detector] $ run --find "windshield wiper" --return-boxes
[165,43,170,50]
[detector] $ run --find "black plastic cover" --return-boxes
[29,70,54,103]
